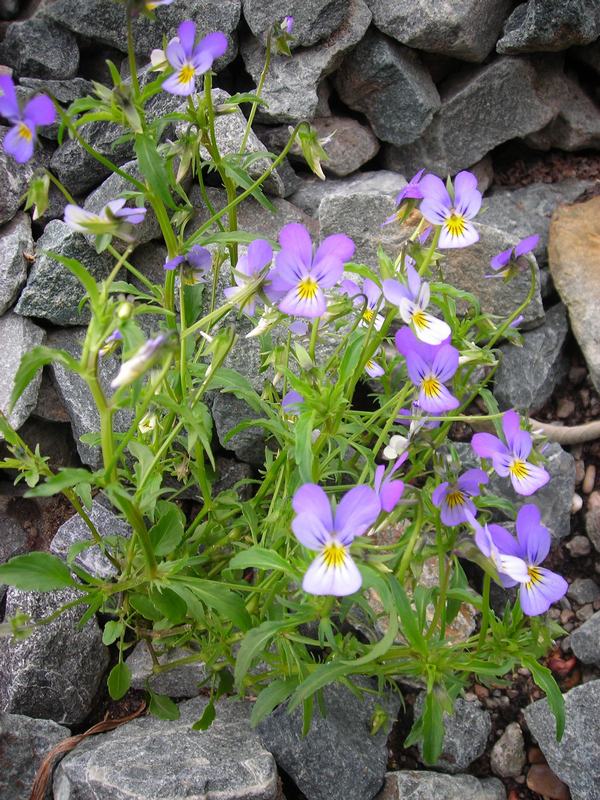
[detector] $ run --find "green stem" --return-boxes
[396,496,424,582]
[45,170,75,204]
[486,259,538,350]
[478,573,491,649]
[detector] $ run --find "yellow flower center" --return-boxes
[297,276,319,301]
[322,541,347,569]
[411,309,429,330]
[445,212,466,238]
[18,122,32,142]
[178,64,196,84]
[526,565,542,588]
[422,375,442,399]
[509,459,530,481]
[362,308,375,323]
[446,489,465,508]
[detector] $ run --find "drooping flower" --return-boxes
[374,453,407,512]
[383,263,451,345]
[164,245,212,284]
[99,329,123,358]
[0,75,55,163]
[471,410,549,496]
[64,199,147,242]
[340,277,384,330]
[488,234,539,278]
[163,21,228,96]
[395,327,460,414]
[266,222,354,318]
[432,468,488,526]
[282,15,294,33]
[382,169,425,225]
[365,352,385,379]
[472,505,567,616]
[419,171,482,249]
[110,334,168,389]
[223,239,273,316]
[292,483,380,595]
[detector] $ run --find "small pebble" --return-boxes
[581,388,590,407]
[527,746,546,765]
[518,667,531,677]
[490,721,526,778]
[559,596,572,611]
[571,493,583,513]
[572,444,583,460]
[568,577,600,604]
[593,596,600,611]
[514,775,526,785]
[576,603,594,622]
[583,464,597,494]
[560,636,572,653]
[575,459,585,484]
[559,609,575,624]
[556,397,575,418]
[527,763,570,800]
[548,607,561,620]
[565,535,592,557]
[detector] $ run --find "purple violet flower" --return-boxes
[432,468,488,526]
[292,483,380,595]
[365,352,385,379]
[419,171,481,249]
[64,199,147,242]
[163,21,228,96]
[374,453,407,512]
[164,245,212,285]
[472,505,567,616]
[395,327,459,414]
[382,169,425,226]
[110,334,168,389]
[383,263,451,345]
[471,410,549,496]
[0,75,55,163]
[266,222,354,318]
[283,15,294,33]
[223,239,273,316]
[282,389,304,416]
[340,277,384,329]
[489,234,540,277]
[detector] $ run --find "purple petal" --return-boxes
[279,223,313,268]
[516,504,550,565]
[3,124,34,163]
[490,248,512,271]
[190,50,213,74]
[510,429,533,460]
[515,234,539,257]
[419,173,450,206]
[488,523,522,558]
[395,325,438,363]
[457,468,489,496]
[453,171,481,219]
[271,249,308,291]
[406,263,421,299]
[166,38,186,69]
[492,451,513,478]
[509,461,550,496]
[418,381,459,414]
[471,432,508,460]
[431,482,449,508]
[380,480,404,513]
[247,239,273,275]
[334,485,381,544]
[302,549,362,596]
[383,278,411,306]
[23,94,55,127]
[520,568,568,616]
[188,245,212,270]
[363,278,381,307]
[292,512,330,551]
[314,233,355,265]
[404,350,430,389]
[164,255,185,271]
[501,409,521,447]
[0,75,20,122]
[431,344,458,383]
[278,283,326,318]
[292,484,332,530]
[340,278,360,298]
[440,494,475,527]
[177,20,197,57]
[365,358,384,378]
[196,31,228,60]
[309,253,343,288]
[282,390,304,414]
[162,71,195,96]
[420,197,450,227]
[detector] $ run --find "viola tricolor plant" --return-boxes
[0,0,569,765]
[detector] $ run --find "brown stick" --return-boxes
[528,418,600,445]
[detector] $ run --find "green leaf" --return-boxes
[522,656,565,740]
[287,660,355,713]
[229,547,296,577]
[294,410,315,484]
[107,661,131,700]
[148,690,180,720]
[102,620,124,646]
[151,586,188,623]
[171,578,251,631]
[389,576,426,654]
[234,619,292,688]
[149,504,184,557]
[134,133,177,209]
[25,468,95,498]
[129,593,163,621]
[0,552,75,592]
[192,699,215,730]
[420,690,445,765]
[250,679,297,727]
[10,346,79,412]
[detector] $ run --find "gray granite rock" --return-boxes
[54,696,278,800]
[50,501,131,580]
[45,0,240,62]
[241,0,371,123]
[126,642,208,696]
[33,369,71,423]
[210,392,267,466]
[367,0,513,62]
[0,587,109,726]
[375,771,506,800]
[383,56,562,176]
[1,18,79,79]
[493,303,569,413]
[570,610,600,666]
[497,0,600,54]
[526,73,600,151]
[524,679,600,800]
[0,126,38,225]
[0,312,45,436]
[0,212,32,315]
[414,694,491,774]
[290,169,406,216]
[567,577,600,605]
[258,680,399,800]
[0,499,28,604]
[47,328,134,468]
[15,220,113,326]
[490,722,526,779]
[335,29,440,147]
[0,712,70,800]
[243,0,346,48]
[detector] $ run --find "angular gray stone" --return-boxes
[383,56,562,176]
[0,587,109,726]
[567,577,600,605]
[524,679,600,800]
[497,0,600,54]
[0,499,28,604]
[490,722,526,778]
[570,610,600,666]
[1,18,79,79]
[210,393,267,466]
[335,29,440,147]
[0,312,45,436]
[290,169,406,216]
[53,696,278,800]
[414,694,491,774]
[258,680,399,800]
[376,771,506,800]
[243,0,347,48]
[0,712,70,800]
[241,0,372,123]
[493,303,569,412]
[50,501,131,580]
[367,0,513,62]
[47,328,134,468]
[15,220,113,326]
[45,0,241,62]
[126,642,208,696]
[0,212,32,315]
[18,77,95,141]
[0,126,38,225]
[526,73,600,151]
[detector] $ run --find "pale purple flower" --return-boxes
[111,334,168,389]
[223,239,273,316]
[419,171,482,249]
[266,222,354,318]
[472,505,567,616]
[145,0,174,9]
[292,483,380,595]
[0,75,55,163]
[289,320,309,335]
[395,327,459,414]
[64,199,147,242]
[282,390,304,416]
[383,263,451,345]
[382,169,425,225]
[374,453,407,512]
[489,234,540,277]
[283,15,294,33]
[432,468,488,526]
[471,410,549,496]
[163,21,228,96]
[365,353,385,378]
[340,277,384,329]
[164,245,212,286]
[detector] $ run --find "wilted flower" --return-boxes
[374,453,407,512]
[164,245,212,284]
[471,410,549,496]
[432,468,488,526]
[419,171,481,249]
[64,199,146,243]
[292,483,380,596]
[110,334,168,389]
[0,75,55,163]
[383,434,409,461]
[163,21,228,96]
[273,15,295,56]
[266,222,354,318]
[383,263,451,345]
[471,505,567,616]
[296,122,330,180]
[139,412,158,433]
[340,277,384,330]
[382,169,425,225]
[224,239,273,316]
[395,327,460,414]
[488,234,539,279]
